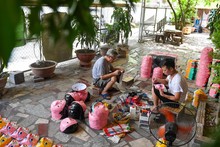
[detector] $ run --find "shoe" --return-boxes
[100,93,111,100]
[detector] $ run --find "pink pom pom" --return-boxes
[89,102,109,130]
[141,55,152,78]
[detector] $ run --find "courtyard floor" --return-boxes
[0,29,215,147]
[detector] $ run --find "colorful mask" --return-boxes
[11,127,29,141]
[0,134,12,147]
[60,117,78,134]
[50,100,68,120]
[0,116,8,129]
[0,122,18,136]
[36,137,53,147]
[20,133,39,146]
[6,139,20,147]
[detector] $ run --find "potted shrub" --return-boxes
[29,60,57,78]
[0,59,9,95]
[29,39,57,78]
[75,19,100,67]
[105,4,133,57]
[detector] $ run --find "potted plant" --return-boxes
[0,0,137,76]
[41,12,73,63]
[75,18,100,67]
[105,4,133,57]
[0,59,9,95]
[29,38,57,78]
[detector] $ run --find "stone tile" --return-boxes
[55,132,72,143]
[23,103,36,111]
[19,115,38,127]
[129,131,142,139]
[35,118,49,124]
[54,84,69,92]
[8,115,21,123]
[39,95,56,107]
[17,107,25,113]
[9,102,20,108]
[133,124,151,138]
[73,126,90,141]
[63,144,83,147]
[129,137,154,147]
[83,135,110,147]
[48,121,60,138]
[57,91,67,100]
[16,113,29,118]
[12,93,28,99]
[79,123,97,138]
[28,124,36,132]
[25,104,51,118]
[20,99,32,104]
[71,136,86,145]
[113,141,127,147]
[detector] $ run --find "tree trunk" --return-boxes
[167,0,178,29]
[178,0,184,30]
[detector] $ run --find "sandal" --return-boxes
[100,93,111,100]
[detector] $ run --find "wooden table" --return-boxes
[164,29,183,45]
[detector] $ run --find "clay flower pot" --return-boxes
[29,60,57,78]
[0,76,7,95]
[75,49,96,67]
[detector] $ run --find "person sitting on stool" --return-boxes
[151,59,188,110]
[92,49,124,100]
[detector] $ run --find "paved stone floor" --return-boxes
[0,29,215,147]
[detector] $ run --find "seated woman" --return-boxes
[151,59,188,110]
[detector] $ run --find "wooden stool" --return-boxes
[155,33,165,43]
[88,85,102,97]
[163,103,185,114]
[173,36,182,46]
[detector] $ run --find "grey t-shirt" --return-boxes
[92,57,113,80]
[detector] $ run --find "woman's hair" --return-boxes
[161,58,175,69]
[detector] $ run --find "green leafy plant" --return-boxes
[105,4,133,45]
[211,4,220,84]
[0,59,9,79]
[0,0,137,69]
[75,19,100,50]
[168,0,198,30]
[167,0,219,30]
[103,23,119,46]
[209,4,220,37]
[208,9,217,36]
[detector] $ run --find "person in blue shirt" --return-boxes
[92,49,124,100]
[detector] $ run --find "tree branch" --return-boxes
[167,0,178,29]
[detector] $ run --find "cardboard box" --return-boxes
[9,71,24,84]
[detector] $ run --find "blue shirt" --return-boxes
[92,57,113,80]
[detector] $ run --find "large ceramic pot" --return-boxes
[29,60,57,78]
[42,12,72,62]
[0,76,7,94]
[75,49,96,67]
